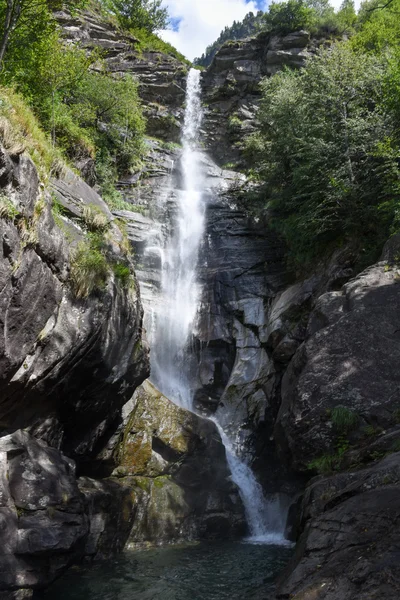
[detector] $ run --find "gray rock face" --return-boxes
[275,263,400,470]
[0,146,149,462]
[56,10,187,144]
[0,430,88,592]
[278,453,400,599]
[201,30,319,166]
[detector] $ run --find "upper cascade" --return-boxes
[149,68,206,409]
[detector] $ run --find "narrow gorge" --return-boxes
[0,5,399,600]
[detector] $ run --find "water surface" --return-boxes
[44,541,293,600]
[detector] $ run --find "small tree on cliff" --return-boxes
[112,0,169,33]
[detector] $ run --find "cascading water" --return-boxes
[149,69,205,409]
[214,421,289,545]
[148,68,288,545]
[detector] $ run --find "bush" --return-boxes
[81,204,110,232]
[0,194,20,221]
[264,0,316,34]
[0,88,65,180]
[111,0,168,33]
[70,234,109,298]
[331,406,359,433]
[113,261,131,286]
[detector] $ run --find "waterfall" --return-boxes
[214,421,290,545]
[148,68,288,545]
[149,68,205,409]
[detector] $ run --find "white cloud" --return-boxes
[160,0,362,62]
[160,0,267,61]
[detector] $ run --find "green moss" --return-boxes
[133,477,151,492]
[154,475,171,489]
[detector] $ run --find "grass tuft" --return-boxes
[0,87,65,181]
[70,234,109,298]
[331,406,359,434]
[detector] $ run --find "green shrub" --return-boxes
[70,235,109,298]
[113,262,131,286]
[264,0,316,34]
[331,406,359,433]
[0,195,20,221]
[245,44,398,269]
[81,204,110,232]
[131,27,191,64]
[308,453,339,474]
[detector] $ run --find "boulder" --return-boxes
[275,264,400,470]
[113,381,246,543]
[0,431,87,592]
[277,453,400,599]
[0,143,149,463]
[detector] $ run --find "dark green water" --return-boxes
[43,541,293,600]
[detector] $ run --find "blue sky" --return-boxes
[161,0,349,61]
[161,0,268,60]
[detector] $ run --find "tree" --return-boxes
[112,0,168,32]
[264,0,316,34]
[336,0,357,32]
[0,0,85,65]
[246,43,400,267]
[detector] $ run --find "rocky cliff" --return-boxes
[1,11,399,599]
[0,23,246,594]
[194,33,400,600]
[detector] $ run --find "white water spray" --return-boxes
[214,421,290,545]
[148,68,289,544]
[150,69,205,409]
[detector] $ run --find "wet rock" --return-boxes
[78,477,135,559]
[114,381,246,543]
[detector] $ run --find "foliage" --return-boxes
[264,0,316,34]
[352,0,400,53]
[81,204,110,232]
[131,26,190,64]
[0,194,20,220]
[0,88,64,180]
[1,24,146,206]
[0,0,86,65]
[308,453,340,474]
[331,406,359,433]
[113,261,131,286]
[111,0,168,33]
[70,233,110,297]
[245,43,400,269]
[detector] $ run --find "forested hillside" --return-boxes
[235,0,400,272]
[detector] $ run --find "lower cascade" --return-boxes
[146,67,288,544]
[214,421,289,545]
